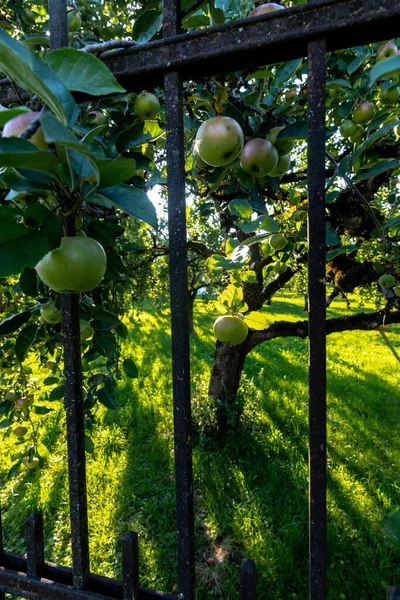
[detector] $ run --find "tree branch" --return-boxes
[245,308,400,351]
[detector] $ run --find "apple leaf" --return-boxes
[369,55,400,86]
[0,138,58,174]
[354,159,400,182]
[132,10,163,44]
[217,284,246,313]
[91,311,122,330]
[15,324,38,362]
[0,311,31,336]
[123,358,139,379]
[40,112,93,153]
[44,48,125,95]
[0,28,77,126]
[0,229,48,277]
[229,199,253,220]
[19,267,38,297]
[351,120,400,162]
[94,157,137,188]
[243,311,269,331]
[96,184,158,229]
[96,387,118,409]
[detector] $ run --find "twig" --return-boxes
[81,39,137,54]
[181,0,207,17]
[19,106,47,141]
[379,330,400,364]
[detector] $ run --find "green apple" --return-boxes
[352,102,375,125]
[285,89,297,101]
[269,154,291,177]
[80,320,94,340]
[67,6,81,30]
[213,315,249,345]
[3,111,48,151]
[240,138,279,177]
[249,3,284,16]
[292,210,306,222]
[5,389,18,402]
[89,111,108,125]
[380,86,400,105]
[393,285,400,297]
[134,91,160,120]
[379,274,395,288]
[41,301,62,324]
[349,125,365,144]
[376,42,398,62]
[36,237,107,293]
[13,426,28,438]
[266,126,294,155]
[26,456,40,469]
[339,120,357,138]
[269,233,287,251]
[194,116,244,167]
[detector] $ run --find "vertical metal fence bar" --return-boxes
[26,513,44,577]
[163,1,195,598]
[307,35,327,600]
[48,0,90,589]
[122,531,139,600]
[240,559,256,600]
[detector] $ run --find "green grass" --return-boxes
[0,294,399,599]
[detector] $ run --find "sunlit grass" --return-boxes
[0,294,399,599]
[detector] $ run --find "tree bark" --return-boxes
[188,289,197,334]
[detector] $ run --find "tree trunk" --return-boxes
[208,341,248,432]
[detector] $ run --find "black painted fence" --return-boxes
[1,1,400,599]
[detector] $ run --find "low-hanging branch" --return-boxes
[245,308,400,351]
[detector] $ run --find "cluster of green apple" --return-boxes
[194,116,293,178]
[378,273,400,296]
[213,313,248,345]
[338,41,400,144]
[339,101,375,144]
[40,301,94,339]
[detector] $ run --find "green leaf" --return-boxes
[132,10,163,44]
[354,159,400,182]
[19,267,38,297]
[91,311,122,330]
[37,443,50,460]
[347,54,366,75]
[326,244,358,261]
[217,284,245,313]
[15,324,38,362]
[326,223,340,247]
[275,59,302,85]
[44,48,125,95]
[32,404,54,414]
[97,184,158,229]
[0,229,48,277]
[0,138,58,174]
[0,106,31,127]
[259,215,279,232]
[96,387,117,409]
[43,377,59,386]
[0,28,77,126]
[115,122,153,152]
[94,157,136,187]
[229,199,253,220]
[49,385,65,401]
[94,330,117,359]
[384,215,400,230]
[351,120,400,162]
[277,122,335,140]
[123,358,138,378]
[369,54,400,86]
[243,311,269,331]
[0,311,31,335]
[85,435,94,453]
[40,112,92,153]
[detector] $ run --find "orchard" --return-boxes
[0,0,399,598]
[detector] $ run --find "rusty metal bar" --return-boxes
[26,513,45,578]
[0,550,177,600]
[122,532,139,600]
[48,0,91,589]
[307,33,327,600]
[240,559,256,600]
[99,0,400,92]
[163,0,195,597]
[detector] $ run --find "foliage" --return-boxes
[0,1,400,469]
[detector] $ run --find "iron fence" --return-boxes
[0,0,400,599]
